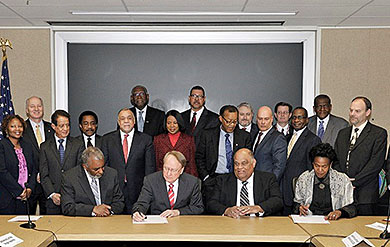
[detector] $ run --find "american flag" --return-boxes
[0,53,15,140]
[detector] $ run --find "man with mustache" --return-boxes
[77,111,102,149]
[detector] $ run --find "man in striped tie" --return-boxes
[132,151,204,221]
[206,148,283,218]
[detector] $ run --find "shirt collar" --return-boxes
[191,106,204,117]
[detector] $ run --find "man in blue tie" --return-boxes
[39,110,84,214]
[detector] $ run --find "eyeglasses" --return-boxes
[190,94,204,99]
[163,167,181,174]
[221,115,238,125]
[277,111,289,115]
[132,92,146,97]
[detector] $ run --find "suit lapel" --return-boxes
[194,108,208,135]
[288,128,308,160]
[128,131,139,165]
[212,128,220,160]
[114,131,126,164]
[232,130,241,153]
[25,120,40,152]
[352,122,371,151]
[162,134,174,149]
[77,166,96,205]
[257,128,274,151]
[99,170,108,203]
[323,115,335,141]
[176,175,187,206]
[228,174,238,205]
[308,117,317,134]
[63,137,73,165]
[43,121,53,139]
[50,138,61,165]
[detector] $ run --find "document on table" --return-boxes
[365,222,390,231]
[342,231,374,247]
[8,216,42,222]
[0,233,23,247]
[290,214,330,224]
[132,215,168,224]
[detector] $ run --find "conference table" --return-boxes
[0,215,388,246]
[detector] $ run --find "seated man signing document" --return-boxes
[132,151,204,221]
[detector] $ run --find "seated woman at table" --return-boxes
[0,115,37,215]
[154,110,198,177]
[293,143,356,220]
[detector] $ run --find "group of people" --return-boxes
[0,85,388,221]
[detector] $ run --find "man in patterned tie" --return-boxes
[132,151,203,221]
[308,94,348,147]
[61,147,124,216]
[206,148,283,218]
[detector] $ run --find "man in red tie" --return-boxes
[102,108,155,214]
[132,151,204,221]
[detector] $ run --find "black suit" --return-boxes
[102,130,156,213]
[281,127,321,214]
[76,134,103,149]
[132,171,203,215]
[61,165,124,216]
[334,122,387,215]
[39,136,84,214]
[206,171,283,216]
[274,124,294,143]
[0,138,37,214]
[131,106,165,137]
[195,126,252,180]
[23,119,54,215]
[182,107,219,148]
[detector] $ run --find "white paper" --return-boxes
[8,215,42,222]
[132,215,168,224]
[0,233,23,247]
[365,222,390,231]
[291,214,330,224]
[342,231,374,247]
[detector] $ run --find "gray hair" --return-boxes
[25,96,43,109]
[81,147,104,166]
[163,151,187,168]
[237,102,254,114]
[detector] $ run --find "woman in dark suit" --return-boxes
[154,110,198,177]
[0,115,37,214]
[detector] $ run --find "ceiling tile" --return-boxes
[246,0,371,7]
[0,5,19,18]
[371,0,390,5]
[0,0,124,7]
[0,18,32,25]
[244,5,359,17]
[124,0,246,8]
[354,6,390,17]
[340,17,390,25]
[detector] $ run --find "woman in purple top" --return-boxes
[0,115,37,214]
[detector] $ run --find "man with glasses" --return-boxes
[181,85,219,148]
[61,147,124,216]
[130,85,165,137]
[308,94,348,147]
[132,151,203,221]
[280,107,321,215]
[273,102,293,142]
[253,106,287,182]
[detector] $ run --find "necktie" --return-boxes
[58,139,65,164]
[242,127,246,131]
[225,133,233,172]
[190,112,197,133]
[317,120,325,139]
[35,125,43,147]
[91,178,101,205]
[87,137,93,147]
[123,134,129,164]
[168,183,175,209]
[287,133,297,158]
[346,128,359,171]
[253,131,263,153]
[240,181,249,206]
[138,111,144,132]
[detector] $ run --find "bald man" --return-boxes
[252,106,287,181]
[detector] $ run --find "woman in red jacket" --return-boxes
[153,110,198,177]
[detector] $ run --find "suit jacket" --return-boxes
[333,122,387,204]
[76,134,103,149]
[61,165,124,216]
[23,119,54,168]
[132,171,204,215]
[0,138,37,211]
[195,126,252,180]
[206,171,283,216]
[281,127,321,207]
[273,124,294,143]
[102,130,156,212]
[131,106,165,137]
[39,136,84,197]
[181,107,219,148]
[253,128,287,181]
[236,123,259,143]
[308,114,349,147]
[154,132,198,177]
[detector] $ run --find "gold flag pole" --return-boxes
[0,38,13,58]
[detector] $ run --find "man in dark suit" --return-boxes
[207,148,283,217]
[132,151,203,221]
[237,102,259,143]
[195,105,252,182]
[102,108,155,214]
[76,110,102,149]
[181,85,219,148]
[273,102,294,142]
[308,94,349,147]
[334,96,387,215]
[61,147,124,216]
[130,85,165,137]
[281,107,321,215]
[253,106,287,182]
[23,96,54,215]
[39,110,84,214]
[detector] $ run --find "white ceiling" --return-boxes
[0,0,390,27]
